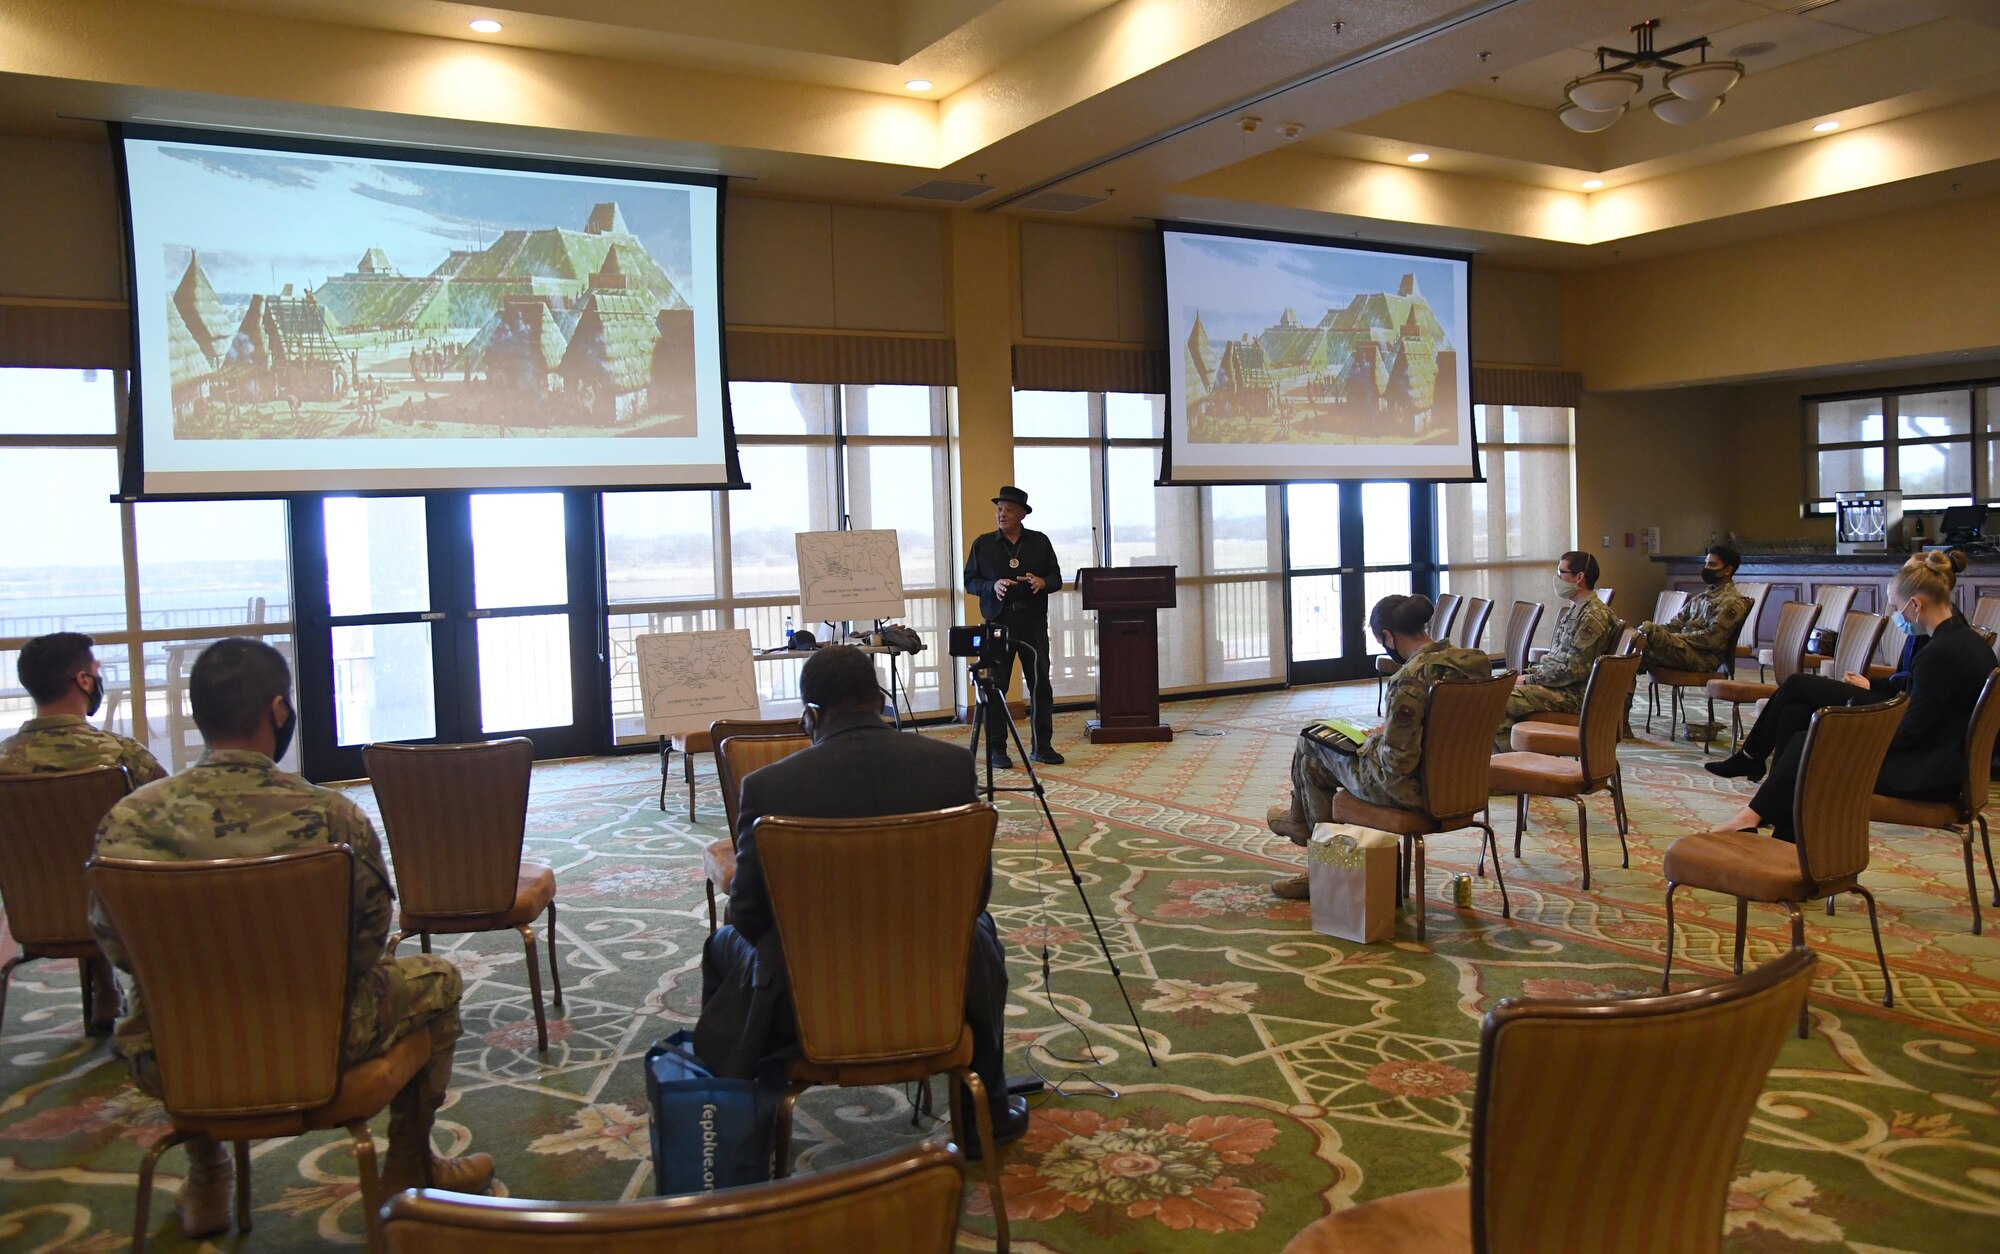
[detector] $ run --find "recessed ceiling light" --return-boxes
[1813,120,1841,133]
[1581,179,1604,189]
[469,18,502,33]
[905,78,933,92]
[1407,152,1430,163]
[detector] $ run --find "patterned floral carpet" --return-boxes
[3,682,1998,1251]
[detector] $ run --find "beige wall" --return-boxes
[0,135,123,301]
[1565,190,2000,392]
[725,198,947,333]
[1574,386,1737,613]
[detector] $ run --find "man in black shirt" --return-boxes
[963,486,1064,767]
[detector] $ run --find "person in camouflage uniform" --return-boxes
[1267,595,1490,898]
[1494,552,1620,750]
[88,639,491,1241]
[1640,545,1752,674]
[0,632,165,1035]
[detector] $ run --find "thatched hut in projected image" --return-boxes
[164,300,214,421]
[172,251,232,362]
[556,247,661,423]
[219,291,348,403]
[459,295,569,392]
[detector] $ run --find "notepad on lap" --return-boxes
[1304,717,1369,753]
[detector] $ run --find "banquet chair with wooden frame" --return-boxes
[1971,595,2000,639]
[664,717,801,821]
[1280,948,1817,1254]
[1493,601,1542,674]
[90,846,431,1253]
[1869,668,2000,934]
[1651,587,1688,628]
[1730,580,1771,675]
[1792,585,1859,676]
[754,803,1009,1252]
[1378,593,1462,714]
[1334,672,1517,941]
[1663,695,1906,1038]
[1594,587,1614,606]
[0,764,130,1039]
[1706,601,1820,749]
[1814,611,1888,684]
[1489,652,1644,891]
[380,1140,967,1254]
[1455,596,1494,654]
[364,738,561,1053]
[1508,632,1647,796]
[1646,595,1758,754]
[704,730,814,933]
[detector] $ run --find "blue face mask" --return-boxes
[1892,609,1919,636]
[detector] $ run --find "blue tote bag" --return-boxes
[644,1029,784,1196]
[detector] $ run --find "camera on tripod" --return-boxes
[948,622,1010,671]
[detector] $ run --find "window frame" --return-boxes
[1802,379,1996,515]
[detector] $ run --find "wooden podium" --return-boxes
[1078,565,1176,744]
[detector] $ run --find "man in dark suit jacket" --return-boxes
[694,645,1028,1147]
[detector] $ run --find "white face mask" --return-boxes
[1553,575,1578,601]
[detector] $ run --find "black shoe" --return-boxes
[987,751,1014,771]
[1705,752,1764,781]
[1031,745,1065,765]
[961,1096,1030,1160]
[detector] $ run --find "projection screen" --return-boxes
[118,125,738,496]
[1162,224,1475,484]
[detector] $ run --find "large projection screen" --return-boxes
[118,125,738,496]
[1163,224,1475,484]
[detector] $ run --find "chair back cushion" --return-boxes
[1813,584,1857,624]
[366,738,534,917]
[1828,612,1887,680]
[382,1140,965,1254]
[1960,670,2000,815]
[1733,583,1770,645]
[0,765,129,949]
[1578,653,1644,784]
[717,733,813,842]
[1615,628,1646,657]
[1768,601,1822,685]
[1500,601,1543,672]
[1455,597,1494,653]
[756,804,997,1065]
[1715,595,1757,676]
[1652,589,1688,625]
[1794,695,1907,887]
[89,845,352,1117]
[1420,672,1518,820]
[1430,593,1462,641]
[1971,596,2000,637]
[1473,949,1815,1254]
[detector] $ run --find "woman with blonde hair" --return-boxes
[1711,549,1990,841]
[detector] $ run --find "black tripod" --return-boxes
[967,653,1158,1071]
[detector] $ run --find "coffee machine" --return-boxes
[1834,490,1901,554]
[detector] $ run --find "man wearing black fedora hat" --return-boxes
[963,485,1064,767]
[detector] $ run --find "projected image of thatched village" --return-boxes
[1182,273,1461,446]
[157,149,701,441]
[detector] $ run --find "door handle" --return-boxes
[420,612,446,621]
[466,609,491,619]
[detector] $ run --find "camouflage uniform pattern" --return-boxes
[0,715,166,786]
[90,750,462,1111]
[1642,580,1750,673]
[1495,594,1620,749]
[1287,641,1492,833]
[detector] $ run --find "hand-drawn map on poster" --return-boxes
[795,529,904,623]
[634,629,760,736]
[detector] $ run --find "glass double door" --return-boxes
[294,491,602,781]
[1284,482,1431,684]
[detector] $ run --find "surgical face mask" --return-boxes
[1892,603,1920,636]
[1701,568,1726,586]
[83,673,104,718]
[271,701,297,763]
[1553,575,1579,601]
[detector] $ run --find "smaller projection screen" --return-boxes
[1162,224,1475,484]
[118,124,737,496]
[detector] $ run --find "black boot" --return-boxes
[1704,751,1764,781]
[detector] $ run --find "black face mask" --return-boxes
[1701,568,1727,587]
[83,674,104,718]
[1380,634,1406,665]
[271,702,297,764]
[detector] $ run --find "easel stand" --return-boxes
[967,663,1157,1078]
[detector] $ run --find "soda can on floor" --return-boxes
[1452,872,1474,909]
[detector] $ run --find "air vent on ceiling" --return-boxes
[900,179,991,202]
[1015,191,1109,213]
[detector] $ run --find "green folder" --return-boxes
[1316,717,1370,744]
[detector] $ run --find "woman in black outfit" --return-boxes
[1707,550,1990,841]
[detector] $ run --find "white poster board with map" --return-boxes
[795,529,905,623]
[634,629,760,737]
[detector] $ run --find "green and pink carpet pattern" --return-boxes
[2,683,1997,1250]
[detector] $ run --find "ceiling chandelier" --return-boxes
[1558,18,1743,132]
